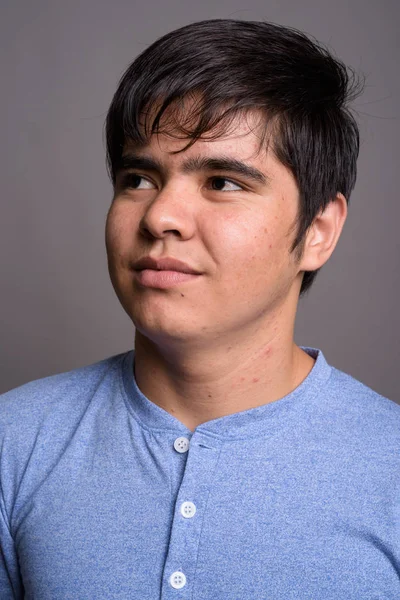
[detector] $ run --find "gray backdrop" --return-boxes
[1,0,399,402]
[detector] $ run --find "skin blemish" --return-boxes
[240,377,246,382]
[180,293,185,297]
[252,377,260,383]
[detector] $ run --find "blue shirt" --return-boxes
[0,346,399,599]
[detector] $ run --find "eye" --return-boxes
[120,173,156,190]
[209,177,243,192]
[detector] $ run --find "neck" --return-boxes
[133,323,315,432]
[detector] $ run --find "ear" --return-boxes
[299,193,348,272]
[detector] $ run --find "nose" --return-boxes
[139,183,196,241]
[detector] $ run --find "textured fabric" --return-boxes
[0,347,399,599]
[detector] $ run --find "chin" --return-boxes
[133,318,212,348]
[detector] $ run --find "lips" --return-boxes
[133,256,202,275]
[132,256,202,289]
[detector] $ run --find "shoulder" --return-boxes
[328,363,399,413]
[0,351,131,498]
[0,351,131,428]
[303,345,400,427]
[322,361,400,449]
[0,351,132,528]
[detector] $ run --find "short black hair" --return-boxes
[105,19,363,297]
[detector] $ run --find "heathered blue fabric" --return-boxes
[0,346,399,599]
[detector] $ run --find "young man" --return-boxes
[1,19,399,599]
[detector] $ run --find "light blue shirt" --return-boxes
[0,347,399,599]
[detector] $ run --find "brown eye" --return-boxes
[210,177,243,191]
[121,174,155,190]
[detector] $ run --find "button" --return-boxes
[180,501,196,518]
[174,437,190,453]
[169,571,187,589]
[181,502,196,519]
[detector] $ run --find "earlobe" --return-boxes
[299,193,348,272]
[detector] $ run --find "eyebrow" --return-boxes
[116,153,270,186]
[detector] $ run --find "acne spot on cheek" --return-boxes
[252,377,260,383]
[269,244,272,249]
[240,377,246,382]
[180,293,185,297]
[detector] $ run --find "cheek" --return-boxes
[209,209,281,269]
[105,205,136,263]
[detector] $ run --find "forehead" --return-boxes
[125,110,276,163]
[133,100,269,151]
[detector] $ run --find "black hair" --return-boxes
[105,19,363,297]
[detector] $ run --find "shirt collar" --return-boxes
[121,346,332,439]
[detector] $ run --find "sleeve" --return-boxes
[0,489,23,599]
[0,404,24,599]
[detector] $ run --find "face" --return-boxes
[105,111,305,347]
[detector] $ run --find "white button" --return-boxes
[174,437,190,453]
[169,571,187,589]
[180,501,196,518]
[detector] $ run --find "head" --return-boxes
[104,19,362,348]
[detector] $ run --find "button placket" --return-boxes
[161,433,223,598]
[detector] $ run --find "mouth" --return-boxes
[133,268,201,289]
[132,255,203,289]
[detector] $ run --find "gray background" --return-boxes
[1,0,399,402]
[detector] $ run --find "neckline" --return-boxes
[120,346,332,439]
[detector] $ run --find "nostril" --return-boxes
[142,227,181,237]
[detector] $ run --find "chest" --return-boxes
[13,431,399,599]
